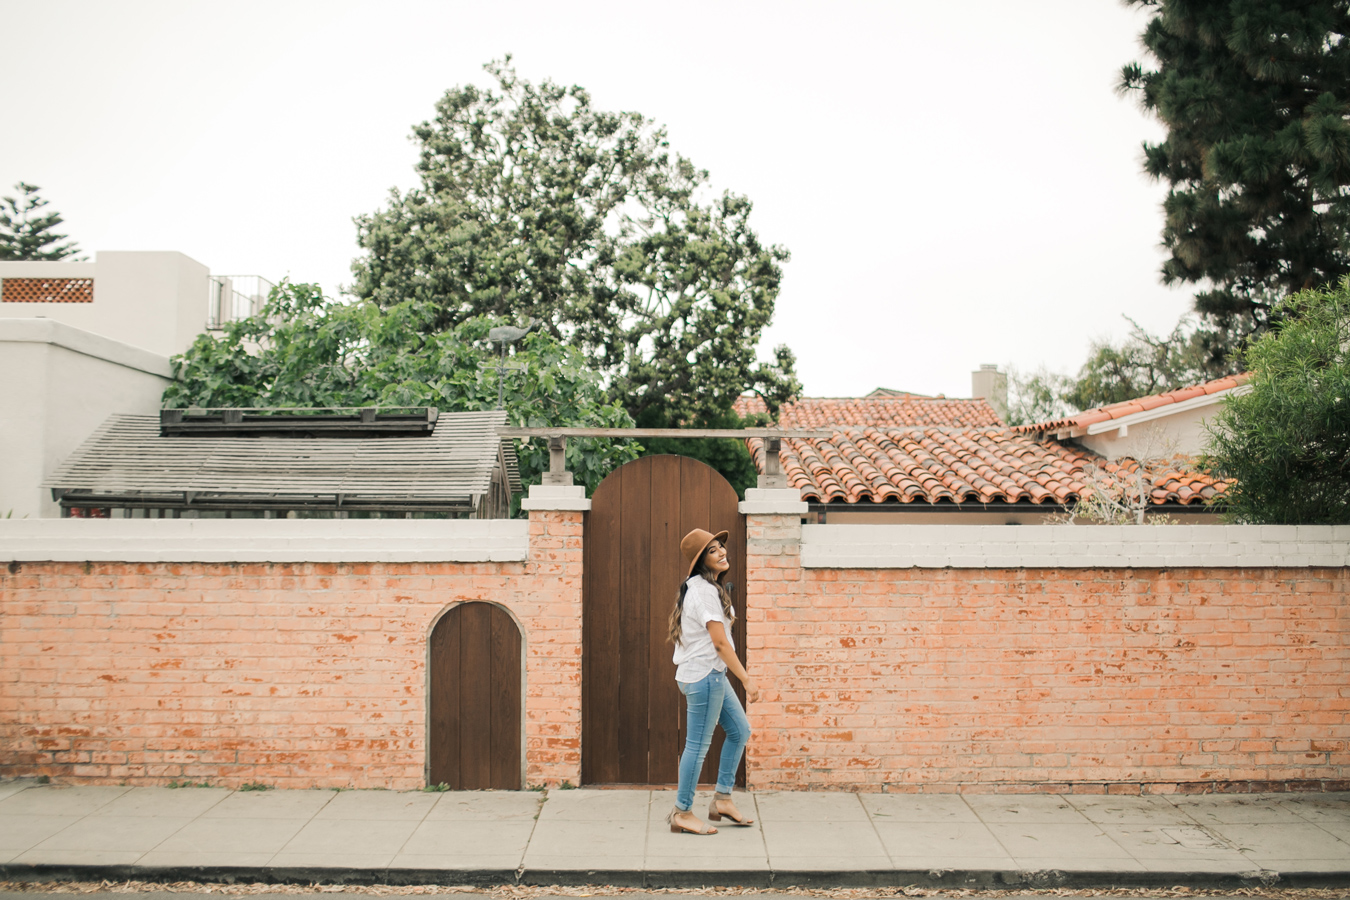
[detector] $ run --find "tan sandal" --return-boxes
[667,805,717,834]
[708,791,754,825]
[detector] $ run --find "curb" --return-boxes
[3,864,1349,890]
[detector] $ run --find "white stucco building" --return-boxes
[0,251,258,518]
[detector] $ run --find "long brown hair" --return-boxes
[667,546,735,646]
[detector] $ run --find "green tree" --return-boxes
[1005,317,1224,425]
[350,58,801,430]
[1202,278,1350,523]
[1003,365,1077,427]
[164,281,639,504]
[1063,316,1221,410]
[0,183,83,261]
[1120,2,1350,358]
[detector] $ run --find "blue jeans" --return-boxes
[675,669,750,810]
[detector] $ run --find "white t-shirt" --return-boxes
[672,576,735,683]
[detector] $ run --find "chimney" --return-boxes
[971,363,1008,422]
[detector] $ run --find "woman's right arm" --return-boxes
[706,620,759,703]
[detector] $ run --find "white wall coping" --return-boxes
[520,484,591,511]
[0,318,175,379]
[0,260,97,277]
[0,519,528,563]
[801,523,1350,568]
[739,488,809,515]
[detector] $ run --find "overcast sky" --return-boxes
[1,0,1182,399]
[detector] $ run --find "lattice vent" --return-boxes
[1,277,95,303]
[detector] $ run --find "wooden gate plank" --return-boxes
[616,459,652,783]
[582,471,623,785]
[428,608,461,787]
[459,602,493,789]
[647,455,685,785]
[489,605,522,789]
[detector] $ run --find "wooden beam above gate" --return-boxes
[495,426,834,489]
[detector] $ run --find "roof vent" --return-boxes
[160,407,439,437]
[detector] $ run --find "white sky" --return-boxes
[1,0,1184,399]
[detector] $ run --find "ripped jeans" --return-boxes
[675,669,750,811]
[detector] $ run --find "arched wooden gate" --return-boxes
[582,455,748,785]
[428,602,523,789]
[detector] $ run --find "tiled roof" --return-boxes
[734,395,1003,428]
[1013,374,1251,435]
[747,427,1226,507]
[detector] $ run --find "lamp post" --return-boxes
[486,323,531,410]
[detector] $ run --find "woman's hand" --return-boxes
[743,680,761,704]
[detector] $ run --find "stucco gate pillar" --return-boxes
[520,484,590,787]
[738,487,808,789]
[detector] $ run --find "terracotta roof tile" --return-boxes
[1014,373,1251,434]
[734,395,1003,428]
[748,427,1226,507]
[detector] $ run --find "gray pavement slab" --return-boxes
[1067,794,1196,825]
[26,815,195,853]
[424,790,543,821]
[754,790,867,821]
[963,793,1092,824]
[0,814,81,853]
[0,785,130,816]
[0,782,1347,887]
[861,793,981,823]
[0,784,33,805]
[202,789,335,819]
[1214,820,1350,859]
[871,820,1008,858]
[150,815,309,854]
[92,787,232,818]
[1168,793,1312,824]
[986,821,1133,860]
[313,790,439,821]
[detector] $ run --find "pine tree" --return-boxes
[0,183,84,261]
[1121,1,1350,358]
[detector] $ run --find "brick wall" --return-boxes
[745,518,1350,793]
[0,511,583,789]
[4,508,1347,793]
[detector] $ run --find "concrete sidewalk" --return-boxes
[0,781,1347,889]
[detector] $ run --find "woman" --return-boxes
[666,528,759,835]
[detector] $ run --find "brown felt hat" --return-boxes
[680,528,729,582]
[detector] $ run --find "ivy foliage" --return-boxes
[1202,279,1350,523]
[163,281,639,504]
[350,58,801,429]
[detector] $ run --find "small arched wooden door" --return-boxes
[428,602,522,789]
[582,454,748,785]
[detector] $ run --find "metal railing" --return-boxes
[206,274,276,328]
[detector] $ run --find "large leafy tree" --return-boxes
[1202,278,1349,523]
[1005,318,1215,425]
[164,281,639,503]
[351,59,800,430]
[0,183,83,261]
[1120,1,1350,359]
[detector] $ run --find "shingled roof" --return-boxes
[45,410,521,514]
[746,427,1225,507]
[734,395,1002,428]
